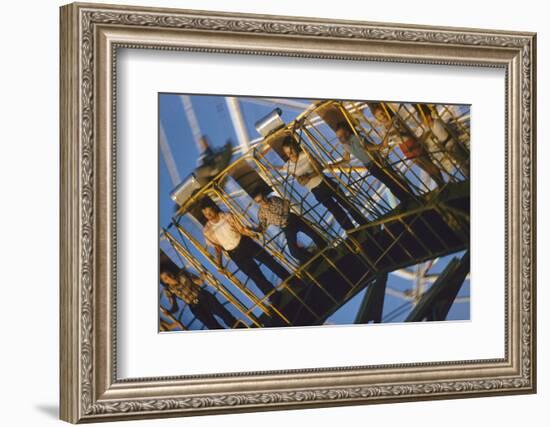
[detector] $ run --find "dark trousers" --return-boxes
[311,177,367,230]
[283,213,326,264]
[190,288,238,329]
[228,236,291,297]
[368,161,414,202]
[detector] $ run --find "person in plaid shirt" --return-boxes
[252,187,327,264]
[160,266,238,330]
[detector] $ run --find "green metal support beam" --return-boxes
[405,251,469,322]
[354,273,388,324]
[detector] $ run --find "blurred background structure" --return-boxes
[158,94,470,331]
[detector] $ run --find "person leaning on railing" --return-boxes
[251,187,327,264]
[414,104,470,178]
[160,266,238,330]
[279,136,367,231]
[371,103,445,188]
[200,199,291,305]
[332,121,415,204]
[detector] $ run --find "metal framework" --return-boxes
[159,99,470,331]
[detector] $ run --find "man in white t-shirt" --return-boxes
[280,137,366,231]
[201,199,291,303]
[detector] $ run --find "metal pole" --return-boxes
[159,123,181,186]
[180,95,203,151]
[242,97,310,111]
[225,97,250,152]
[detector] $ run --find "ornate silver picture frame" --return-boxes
[60,2,536,423]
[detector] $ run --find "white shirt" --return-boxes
[204,213,242,251]
[430,117,451,142]
[287,152,323,191]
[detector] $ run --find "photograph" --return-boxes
[158,95,471,331]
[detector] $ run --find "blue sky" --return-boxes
[158,94,470,330]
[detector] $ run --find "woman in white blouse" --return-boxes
[201,200,291,305]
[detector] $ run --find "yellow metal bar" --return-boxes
[159,307,188,331]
